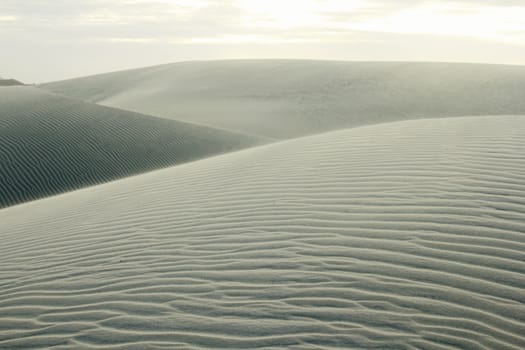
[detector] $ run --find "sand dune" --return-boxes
[1,115,524,349]
[0,87,264,208]
[0,79,24,86]
[42,60,525,139]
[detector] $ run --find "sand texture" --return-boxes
[0,87,264,208]
[1,115,524,349]
[42,60,525,139]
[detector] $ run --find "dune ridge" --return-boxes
[0,79,24,86]
[0,86,264,208]
[41,60,525,139]
[0,115,524,349]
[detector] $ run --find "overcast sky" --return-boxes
[1,0,525,83]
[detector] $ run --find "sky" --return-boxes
[1,0,525,83]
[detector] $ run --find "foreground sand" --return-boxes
[0,87,264,208]
[42,60,525,139]
[1,115,524,349]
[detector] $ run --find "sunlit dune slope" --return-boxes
[0,86,264,208]
[42,60,525,139]
[1,115,524,349]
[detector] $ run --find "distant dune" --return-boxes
[42,60,525,139]
[0,79,24,86]
[1,115,524,349]
[0,87,264,208]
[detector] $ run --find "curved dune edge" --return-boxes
[41,60,525,139]
[0,87,265,208]
[1,115,525,349]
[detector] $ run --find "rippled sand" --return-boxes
[1,116,524,349]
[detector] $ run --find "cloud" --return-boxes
[319,0,525,44]
[1,0,524,82]
[0,15,17,21]
[2,0,524,44]
[106,37,160,43]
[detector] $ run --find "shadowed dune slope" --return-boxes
[42,60,525,139]
[0,87,264,208]
[0,79,24,86]
[1,115,525,349]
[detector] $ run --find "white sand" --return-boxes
[41,60,525,139]
[1,116,524,349]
